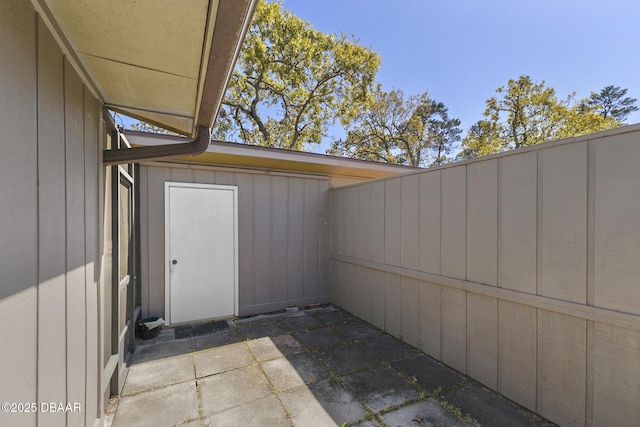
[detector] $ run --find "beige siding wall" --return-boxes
[140,164,331,317]
[0,1,106,426]
[330,126,640,427]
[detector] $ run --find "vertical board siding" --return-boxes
[467,293,498,389]
[83,89,100,425]
[593,132,640,315]
[467,160,498,286]
[400,175,420,269]
[145,167,171,315]
[384,273,402,337]
[370,181,386,263]
[271,176,288,302]
[0,1,38,423]
[236,173,254,308]
[440,167,466,280]
[540,143,587,303]
[318,180,331,298]
[253,175,272,305]
[384,179,401,265]
[140,166,331,316]
[499,301,537,411]
[287,178,304,300]
[36,16,67,426]
[441,287,467,373]
[499,152,537,293]
[64,56,88,427]
[539,311,586,426]
[1,3,105,425]
[418,171,440,274]
[400,277,420,348]
[330,127,640,426]
[419,281,441,359]
[592,323,640,425]
[303,179,319,298]
[358,184,373,261]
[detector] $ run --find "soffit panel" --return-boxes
[43,0,221,135]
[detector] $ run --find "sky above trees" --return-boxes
[280,0,640,153]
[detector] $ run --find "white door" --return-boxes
[165,182,238,324]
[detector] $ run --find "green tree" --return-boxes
[460,75,622,159]
[328,88,461,167]
[213,0,380,151]
[586,85,638,121]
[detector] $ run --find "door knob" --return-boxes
[172,259,178,265]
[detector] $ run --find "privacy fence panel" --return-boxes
[329,125,640,427]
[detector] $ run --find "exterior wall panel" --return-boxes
[36,19,67,426]
[419,281,441,359]
[499,152,537,293]
[401,277,420,349]
[441,287,467,373]
[0,3,106,425]
[0,2,38,423]
[499,301,537,411]
[370,181,386,263]
[384,179,401,266]
[467,160,498,286]
[65,57,88,427]
[593,132,640,315]
[140,165,332,317]
[467,293,498,389]
[236,173,254,308]
[440,167,466,279]
[400,175,420,269]
[541,143,587,303]
[539,311,586,426]
[592,323,640,425]
[418,171,440,274]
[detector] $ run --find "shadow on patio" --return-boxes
[108,307,555,427]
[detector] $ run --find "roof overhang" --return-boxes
[124,130,420,180]
[34,0,257,137]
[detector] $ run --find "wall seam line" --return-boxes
[35,13,40,426]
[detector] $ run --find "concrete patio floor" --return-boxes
[108,306,555,427]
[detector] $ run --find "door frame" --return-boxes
[164,181,239,325]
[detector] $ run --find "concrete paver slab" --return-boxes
[280,380,368,427]
[198,364,272,416]
[314,342,378,375]
[392,354,467,393]
[381,399,471,427]
[236,319,288,339]
[310,309,354,325]
[191,328,242,352]
[333,321,383,342]
[193,341,254,378]
[284,352,331,384]
[294,327,345,350]
[122,354,194,395]
[278,312,323,331]
[357,333,419,363]
[131,338,193,364]
[135,328,176,346]
[247,334,303,361]
[441,382,554,427]
[112,380,198,427]
[204,395,290,427]
[270,333,305,355]
[262,357,308,391]
[341,365,420,413]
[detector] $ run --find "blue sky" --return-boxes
[280,0,640,153]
